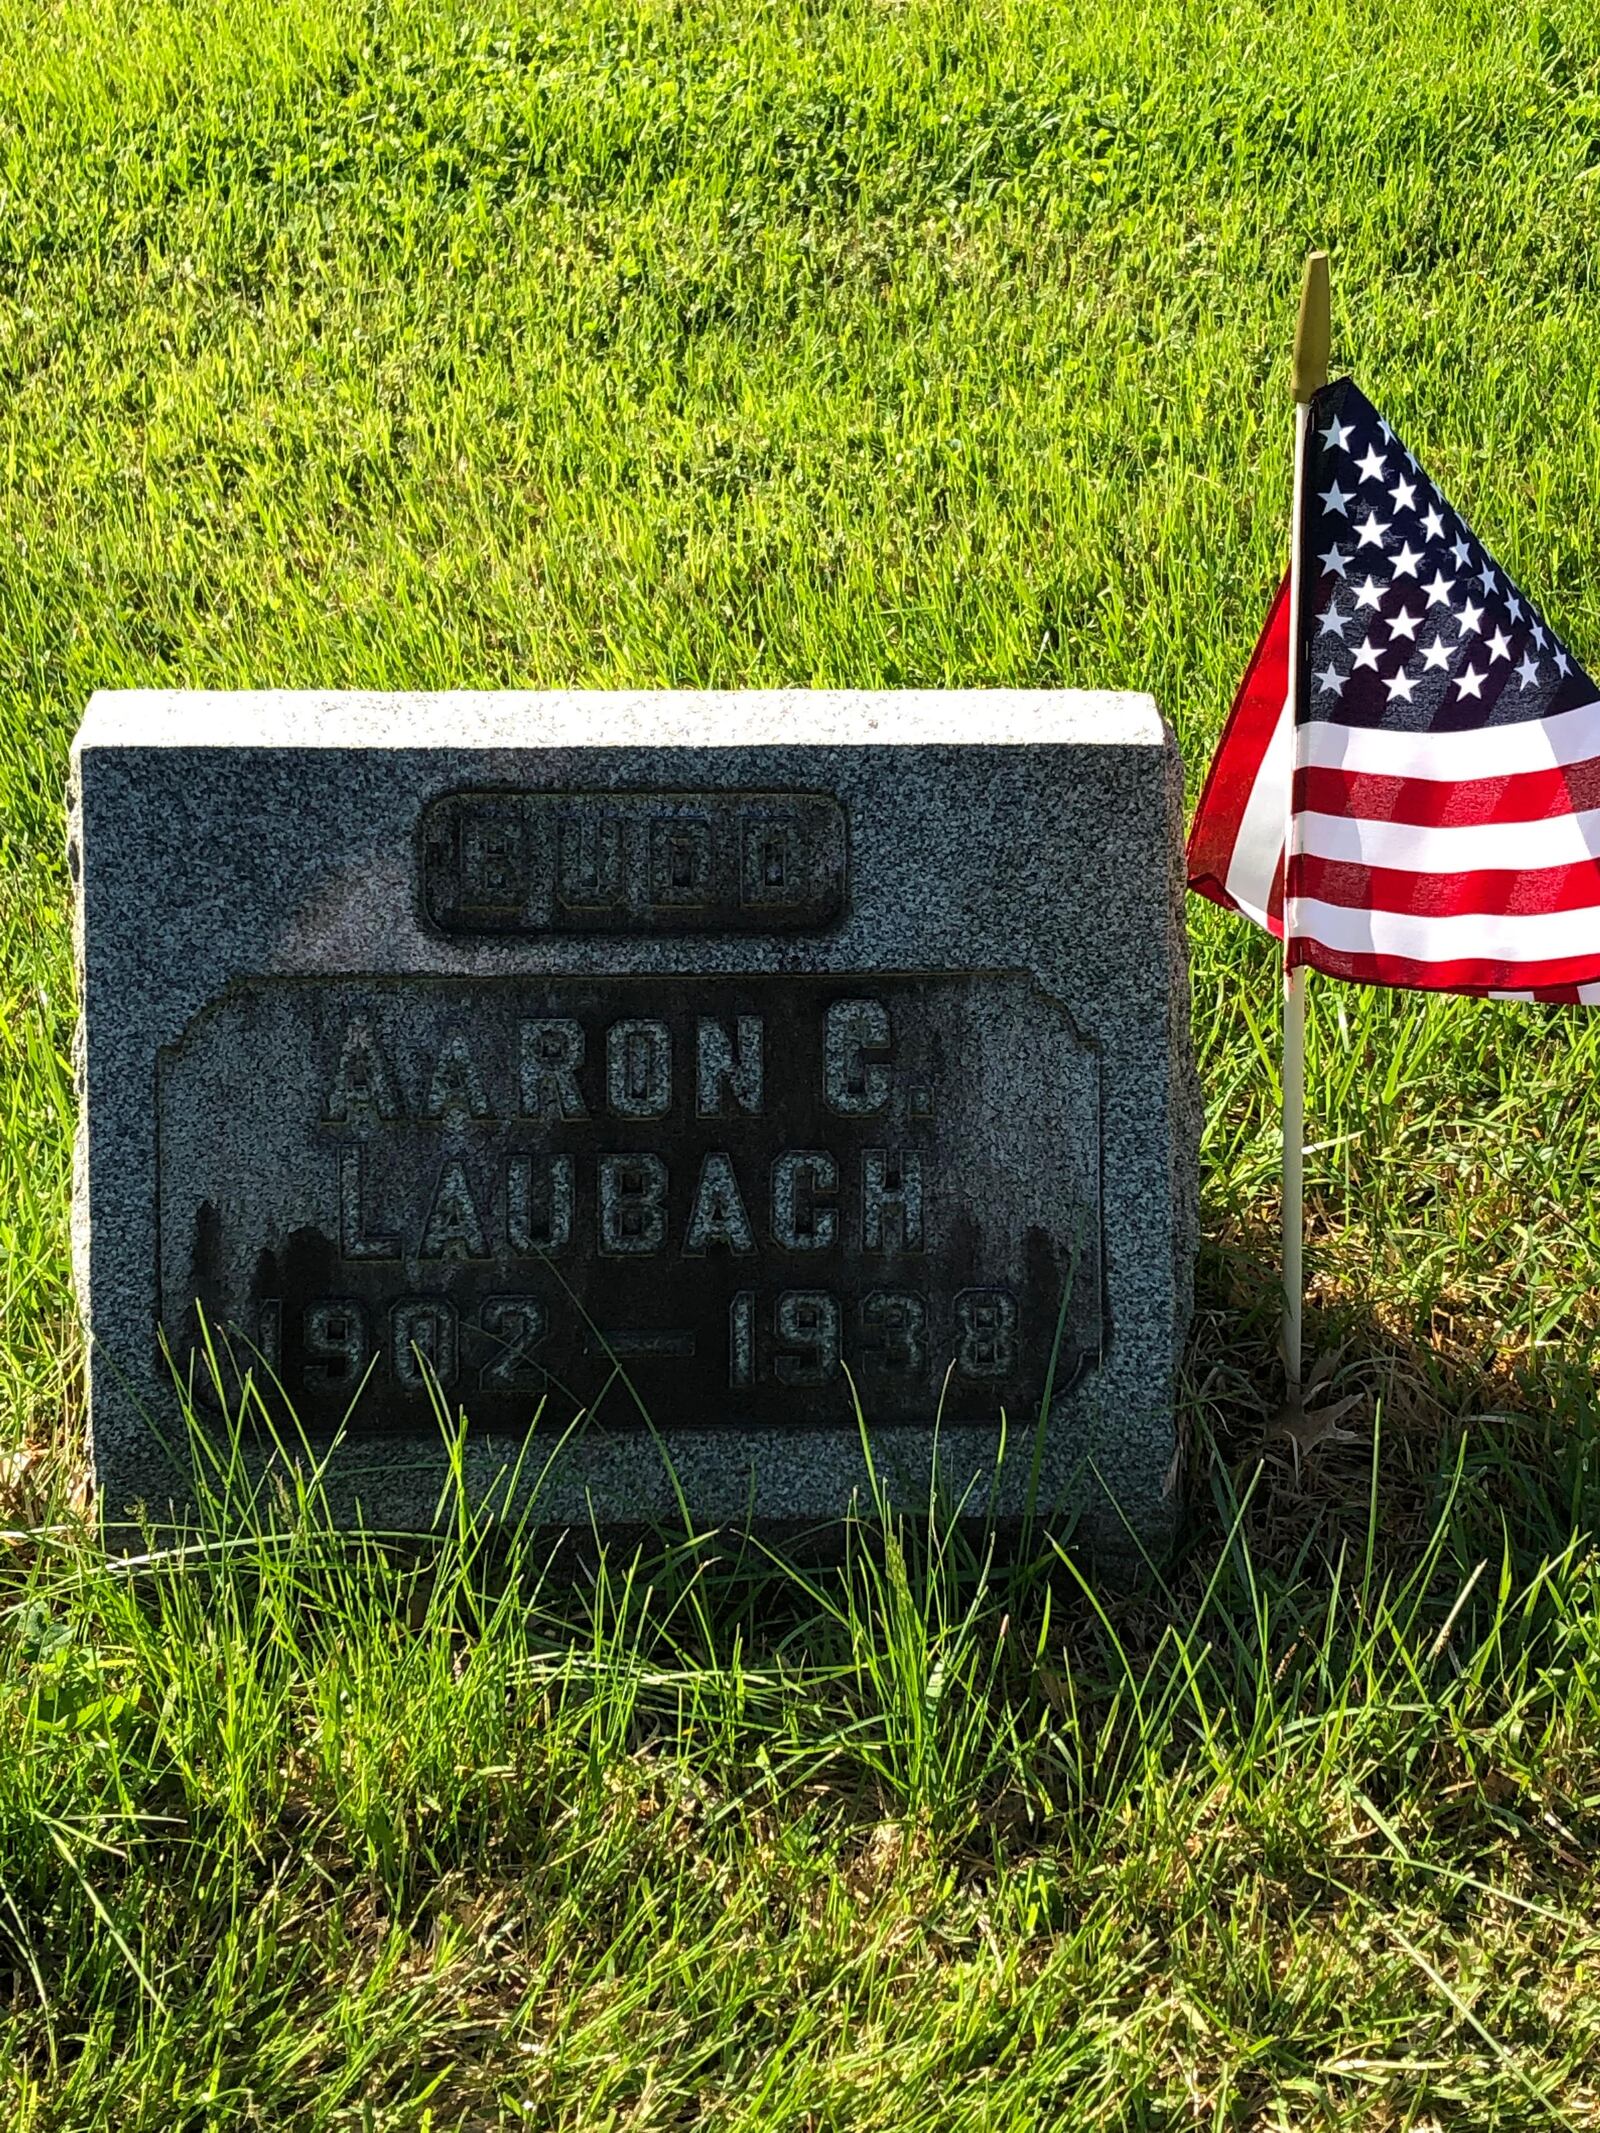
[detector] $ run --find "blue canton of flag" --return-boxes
[1304,380,1589,738]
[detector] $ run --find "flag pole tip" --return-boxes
[1292,251,1331,404]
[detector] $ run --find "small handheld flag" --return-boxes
[1190,384,1600,1000]
[1185,254,1600,1401]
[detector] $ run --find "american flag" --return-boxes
[1188,377,1600,1002]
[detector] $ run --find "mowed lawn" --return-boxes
[6,0,1600,2124]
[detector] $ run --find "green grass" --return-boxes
[6,0,1600,2120]
[5,1417,1600,2129]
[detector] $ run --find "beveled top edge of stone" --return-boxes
[74,687,1166,754]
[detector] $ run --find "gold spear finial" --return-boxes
[1292,250,1331,404]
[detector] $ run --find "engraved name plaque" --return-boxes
[158,972,1102,1435]
[421,790,847,934]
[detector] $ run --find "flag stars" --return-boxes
[1354,509,1390,548]
[1296,394,1593,714]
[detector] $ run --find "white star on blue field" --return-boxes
[1302,380,1589,732]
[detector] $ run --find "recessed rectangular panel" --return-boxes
[419,790,847,934]
[157,972,1102,1436]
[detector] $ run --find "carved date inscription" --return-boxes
[157,973,1102,1435]
[421,790,846,934]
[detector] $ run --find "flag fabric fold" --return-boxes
[1187,377,1600,1000]
[1186,573,1291,938]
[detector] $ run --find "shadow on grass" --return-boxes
[9,1225,1600,1675]
[4,1234,1598,1878]
[14,1236,1595,1759]
[1182,1213,1600,1601]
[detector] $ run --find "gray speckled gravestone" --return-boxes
[70,691,1197,1556]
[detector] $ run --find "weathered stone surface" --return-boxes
[71,691,1197,1554]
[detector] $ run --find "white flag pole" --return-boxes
[1283,251,1330,1404]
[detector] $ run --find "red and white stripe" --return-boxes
[1187,586,1600,997]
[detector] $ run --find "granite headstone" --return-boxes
[70,691,1197,1553]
